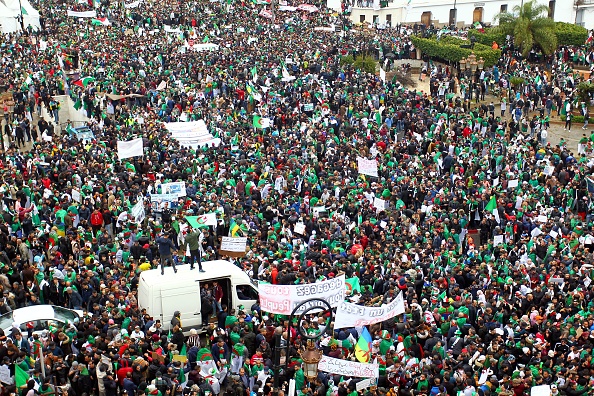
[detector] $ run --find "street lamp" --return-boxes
[300,339,323,381]
[478,57,485,71]
[273,298,334,395]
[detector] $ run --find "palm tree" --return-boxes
[494,0,557,57]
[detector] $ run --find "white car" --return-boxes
[0,306,83,336]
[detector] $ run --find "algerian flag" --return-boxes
[73,97,82,110]
[484,196,497,212]
[250,66,257,82]
[91,17,111,26]
[73,76,95,88]
[15,364,29,388]
[375,111,382,125]
[21,6,28,15]
[253,115,270,129]
[24,75,33,87]
[281,63,295,81]
[32,203,41,226]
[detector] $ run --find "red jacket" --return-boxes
[90,211,103,226]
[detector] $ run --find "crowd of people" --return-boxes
[0,0,593,395]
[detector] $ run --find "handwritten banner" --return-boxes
[334,292,405,329]
[259,275,345,315]
[318,355,379,378]
[357,157,378,177]
[220,237,247,253]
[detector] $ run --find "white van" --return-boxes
[138,260,259,332]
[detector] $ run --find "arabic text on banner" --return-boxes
[334,291,405,329]
[357,157,378,177]
[220,237,248,253]
[117,138,144,160]
[259,275,345,315]
[317,356,379,378]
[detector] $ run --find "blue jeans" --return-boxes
[212,300,222,315]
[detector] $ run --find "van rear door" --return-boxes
[160,284,201,331]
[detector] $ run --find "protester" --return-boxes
[0,0,594,395]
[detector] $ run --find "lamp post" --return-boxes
[273,298,334,396]
[478,57,485,71]
[459,57,466,78]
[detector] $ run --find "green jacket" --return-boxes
[184,231,201,251]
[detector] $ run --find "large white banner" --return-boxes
[220,237,247,253]
[157,182,186,197]
[318,356,379,378]
[67,10,97,17]
[259,275,345,315]
[124,0,142,8]
[117,138,144,160]
[334,292,405,329]
[164,120,221,149]
[357,157,378,177]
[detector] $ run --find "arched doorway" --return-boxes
[421,11,431,26]
[473,7,483,23]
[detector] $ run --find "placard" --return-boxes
[157,182,186,197]
[71,189,81,203]
[219,237,248,257]
[334,292,404,329]
[530,385,551,396]
[0,365,12,385]
[356,378,377,391]
[220,236,247,252]
[317,355,379,378]
[149,193,178,212]
[131,198,145,223]
[294,223,306,235]
[259,275,345,314]
[507,179,519,188]
[357,157,378,177]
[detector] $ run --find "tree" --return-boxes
[494,0,557,57]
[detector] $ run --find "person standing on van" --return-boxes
[156,232,177,275]
[182,226,205,272]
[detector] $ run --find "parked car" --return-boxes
[0,305,83,336]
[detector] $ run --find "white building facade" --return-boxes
[347,0,593,30]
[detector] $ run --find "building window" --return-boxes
[576,9,585,27]
[359,14,366,23]
[500,4,507,13]
[386,14,392,26]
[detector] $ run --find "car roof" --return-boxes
[12,306,57,324]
